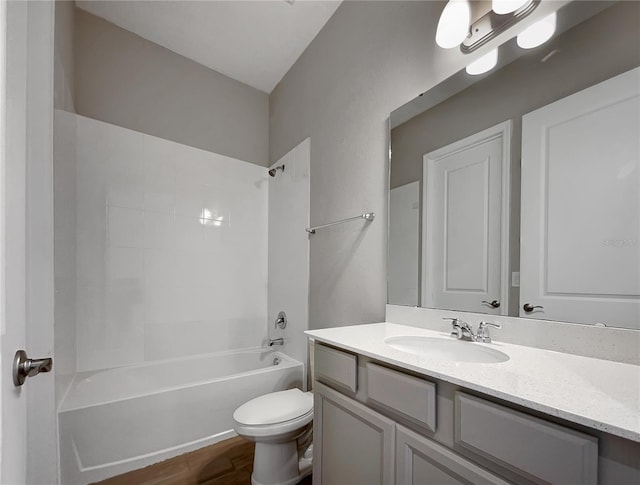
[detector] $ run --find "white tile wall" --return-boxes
[72,114,268,371]
[268,139,311,382]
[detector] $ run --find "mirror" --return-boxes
[388,1,640,329]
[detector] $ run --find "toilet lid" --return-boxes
[233,389,313,426]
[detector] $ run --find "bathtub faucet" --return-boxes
[268,338,284,347]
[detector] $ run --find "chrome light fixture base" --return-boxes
[461,0,540,53]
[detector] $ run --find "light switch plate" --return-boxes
[512,272,520,287]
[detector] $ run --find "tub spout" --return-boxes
[268,338,284,347]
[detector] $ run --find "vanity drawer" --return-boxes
[455,392,598,485]
[314,343,357,393]
[366,362,436,432]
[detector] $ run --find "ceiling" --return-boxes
[76,0,342,94]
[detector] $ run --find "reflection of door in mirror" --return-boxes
[389,181,420,306]
[521,67,640,329]
[422,121,511,315]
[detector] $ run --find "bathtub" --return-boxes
[58,349,303,484]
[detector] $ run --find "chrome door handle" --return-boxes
[523,303,544,313]
[481,300,500,308]
[13,350,53,387]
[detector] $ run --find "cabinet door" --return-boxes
[396,425,509,485]
[314,382,395,485]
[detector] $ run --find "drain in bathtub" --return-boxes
[273,356,281,365]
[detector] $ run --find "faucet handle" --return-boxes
[444,317,472,340]
[274,311,287,329]
[477,321,501,343]
[443,317,463,325]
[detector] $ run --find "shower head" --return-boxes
[268,164,285,177]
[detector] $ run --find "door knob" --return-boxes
[12,350,53,387]
[481,300,501,308]
[523,303,544,313]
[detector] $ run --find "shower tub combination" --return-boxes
[58,349,303,484]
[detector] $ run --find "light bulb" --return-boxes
[517,12,557,49]
[492,0,529,15]
[466,49,498,75]
[436,0,471,49]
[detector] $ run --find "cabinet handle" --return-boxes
[523,303,544,313]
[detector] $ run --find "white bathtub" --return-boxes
[58,349,303,484]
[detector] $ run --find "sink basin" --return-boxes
[384,336,509,363]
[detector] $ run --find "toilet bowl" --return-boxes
[233,388,313,485]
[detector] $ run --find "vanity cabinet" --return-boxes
[396,424,509,485]
[313,371,507,485]
[313,381,395,485]
[312,342,606,485]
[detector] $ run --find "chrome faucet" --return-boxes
[444,318,501,343]
[476,321,502,343]
[444,318,475,341]
[268,338,284,346]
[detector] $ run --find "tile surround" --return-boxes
[53,110,78,406]
[268,139,311,382]
[65,112,268,372]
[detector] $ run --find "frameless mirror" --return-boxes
[388,1,640,329]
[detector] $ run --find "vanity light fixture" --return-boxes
[517,12,557,49]
[436,0,541,54]
[435,0,471,49]
[492,0,530,15]
[466,48,498,75]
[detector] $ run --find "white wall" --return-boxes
[267,139,310,375]
[69,112,268,371]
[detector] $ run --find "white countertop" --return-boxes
[306,322,640,442]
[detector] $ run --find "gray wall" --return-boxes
[74,8,269,166]
[270,1,469,329]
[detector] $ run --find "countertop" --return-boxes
[305,322,640,442]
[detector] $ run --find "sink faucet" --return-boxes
[268,338,284,347]
[444,318,475,342]
[444,318,502,343]
[476,321,502,343]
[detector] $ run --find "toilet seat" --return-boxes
[233,389,313,438]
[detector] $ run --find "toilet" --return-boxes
[233,388,313,485]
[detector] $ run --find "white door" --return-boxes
[520,67,640,328]
[1,1,56,483]
[422,121,511,314]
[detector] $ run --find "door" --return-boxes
[313,382,395,485]
[422,121,511,314]
[1,1,56,483]
[520,67,640,327]
[1,1,28,482]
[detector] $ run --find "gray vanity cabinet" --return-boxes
[396,424,510,485]
[311,343,624,485]
[313,381,395,485]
